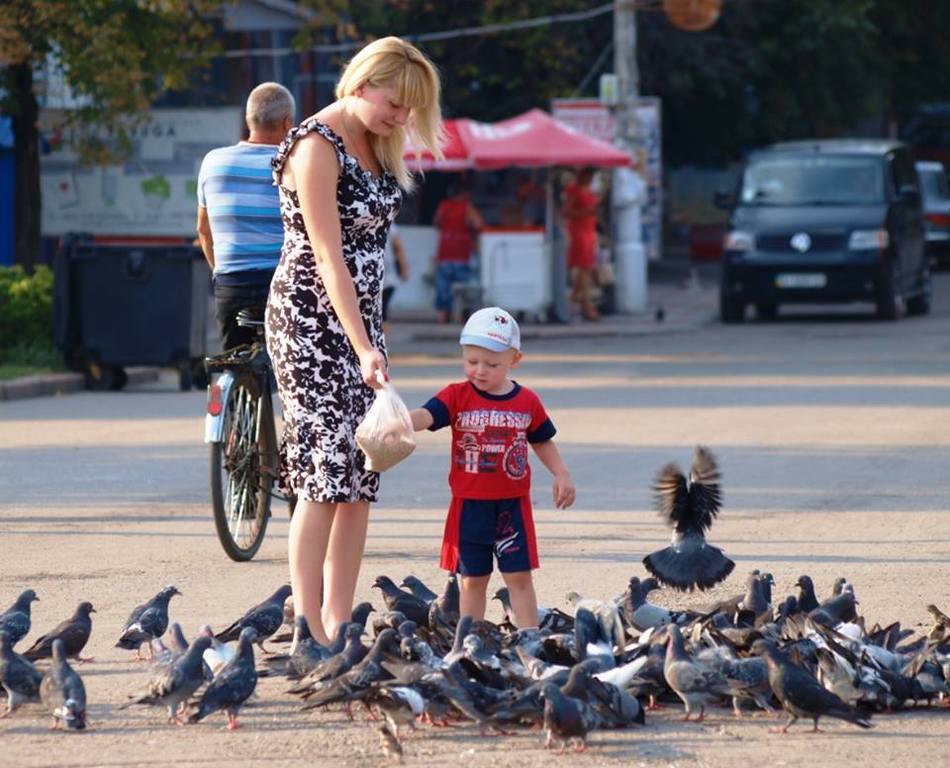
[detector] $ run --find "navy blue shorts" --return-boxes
[440,496,539,576]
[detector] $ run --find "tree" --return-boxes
[0,1,218,268]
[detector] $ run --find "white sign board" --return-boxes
[552,98,663,261]
[40,107,244,237]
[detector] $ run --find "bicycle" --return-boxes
[203,309,291,561]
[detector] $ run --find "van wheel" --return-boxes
[756,302,778,320]
[875,262,899,321]
[907,269,932,316]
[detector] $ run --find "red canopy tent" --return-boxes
[405,108,630,170]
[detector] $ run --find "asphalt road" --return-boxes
[2,275,949,766]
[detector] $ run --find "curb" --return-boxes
[409,319,709,344]
[0,367,161,403]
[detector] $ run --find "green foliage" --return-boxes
[0,265,61,367]
[0,0,220,164]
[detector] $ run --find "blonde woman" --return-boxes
[266,37,443,646]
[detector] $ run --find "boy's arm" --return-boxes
[410,408,434,432]
[531,440,575,509]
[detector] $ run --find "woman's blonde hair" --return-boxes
[336,36,443,191]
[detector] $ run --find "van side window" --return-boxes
[890,152,918,195]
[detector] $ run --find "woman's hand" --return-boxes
[359,347,388,389]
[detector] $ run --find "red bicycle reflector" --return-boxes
[207,384,223,416]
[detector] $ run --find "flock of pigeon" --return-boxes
[2,448,949,758]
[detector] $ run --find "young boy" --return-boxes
[409,307,575,630]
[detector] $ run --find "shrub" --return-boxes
[0,265,60,366]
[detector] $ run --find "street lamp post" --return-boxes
[612,0,647,313]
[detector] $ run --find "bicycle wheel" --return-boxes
[210,372,272,561]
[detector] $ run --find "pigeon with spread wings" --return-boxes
[643,446,734,592]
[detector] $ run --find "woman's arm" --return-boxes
[288,134,385,387]
[531,440,575,509]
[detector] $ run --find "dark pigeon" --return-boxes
[561,658,644,727]
[809,591,858,627]
[215,584,292,649]
[189,627,258,729]
[0,630,43,716]
[116,585,181,659]
[540,683,598,753]
[118,635,212,724]
[753,640,871,732]
[299,628,398,713]
[351,601,375,632]
[0,589,39,647]
[642,447,735,591]
[428,573,460,645]
[796,576,820,613]
[372,576,429,627]
[24,601,96,662]
[400,575,438,605]
[40,639,87,730]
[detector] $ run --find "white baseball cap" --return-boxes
[459,307,521,352]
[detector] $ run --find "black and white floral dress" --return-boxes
[266,118,401,503]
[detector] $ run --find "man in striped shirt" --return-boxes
[197,82,294,350]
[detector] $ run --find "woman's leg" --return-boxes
[459,574,491,620]
[288,498,335,646]
[322,500,371,638]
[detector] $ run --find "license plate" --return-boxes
[775,272,827,288]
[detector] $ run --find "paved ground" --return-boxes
[2,274,949,766]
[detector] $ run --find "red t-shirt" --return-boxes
[435,197,475,263]
[423,381,556,500]
[563,182,598,239]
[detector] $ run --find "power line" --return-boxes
[219,3,615,59]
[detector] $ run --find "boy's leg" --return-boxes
[500,570,539,629]
[459,575,491,620]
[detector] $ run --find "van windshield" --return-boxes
[740,155,884,205]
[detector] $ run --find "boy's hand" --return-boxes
[553,472,575,509]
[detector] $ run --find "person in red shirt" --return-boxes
[432,177,484,323]
[561,167,601,321]
[408,307,575,630]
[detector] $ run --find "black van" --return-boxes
[717,140,931,322]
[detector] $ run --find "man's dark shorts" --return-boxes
[213,270,273,350]
[440,496,540,576]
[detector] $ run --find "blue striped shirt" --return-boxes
[197,143,283,275]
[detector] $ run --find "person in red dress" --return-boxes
[561,167,601,321]
[433,177,484,323]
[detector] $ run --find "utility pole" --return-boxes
[612,0,647,313]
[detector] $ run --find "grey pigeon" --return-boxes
[427,573,460,648]
[400,575,438,605]
[569,595,624,667]
[0,589,39,647]
[753,640,872,732]
[664,625,745,720]
[116,585,181,659]
[643,447,735,591]
[118,635,212,723]
[40,639,87,730]
[287,615,332,679]
[372,576,429,627]
[215,584,292,650]
[288,623,367,695]
[622,576,694,631]
[540,683,598,753]
[189,627,258,729]
[23,601,95,662]
[0,630,43,717]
